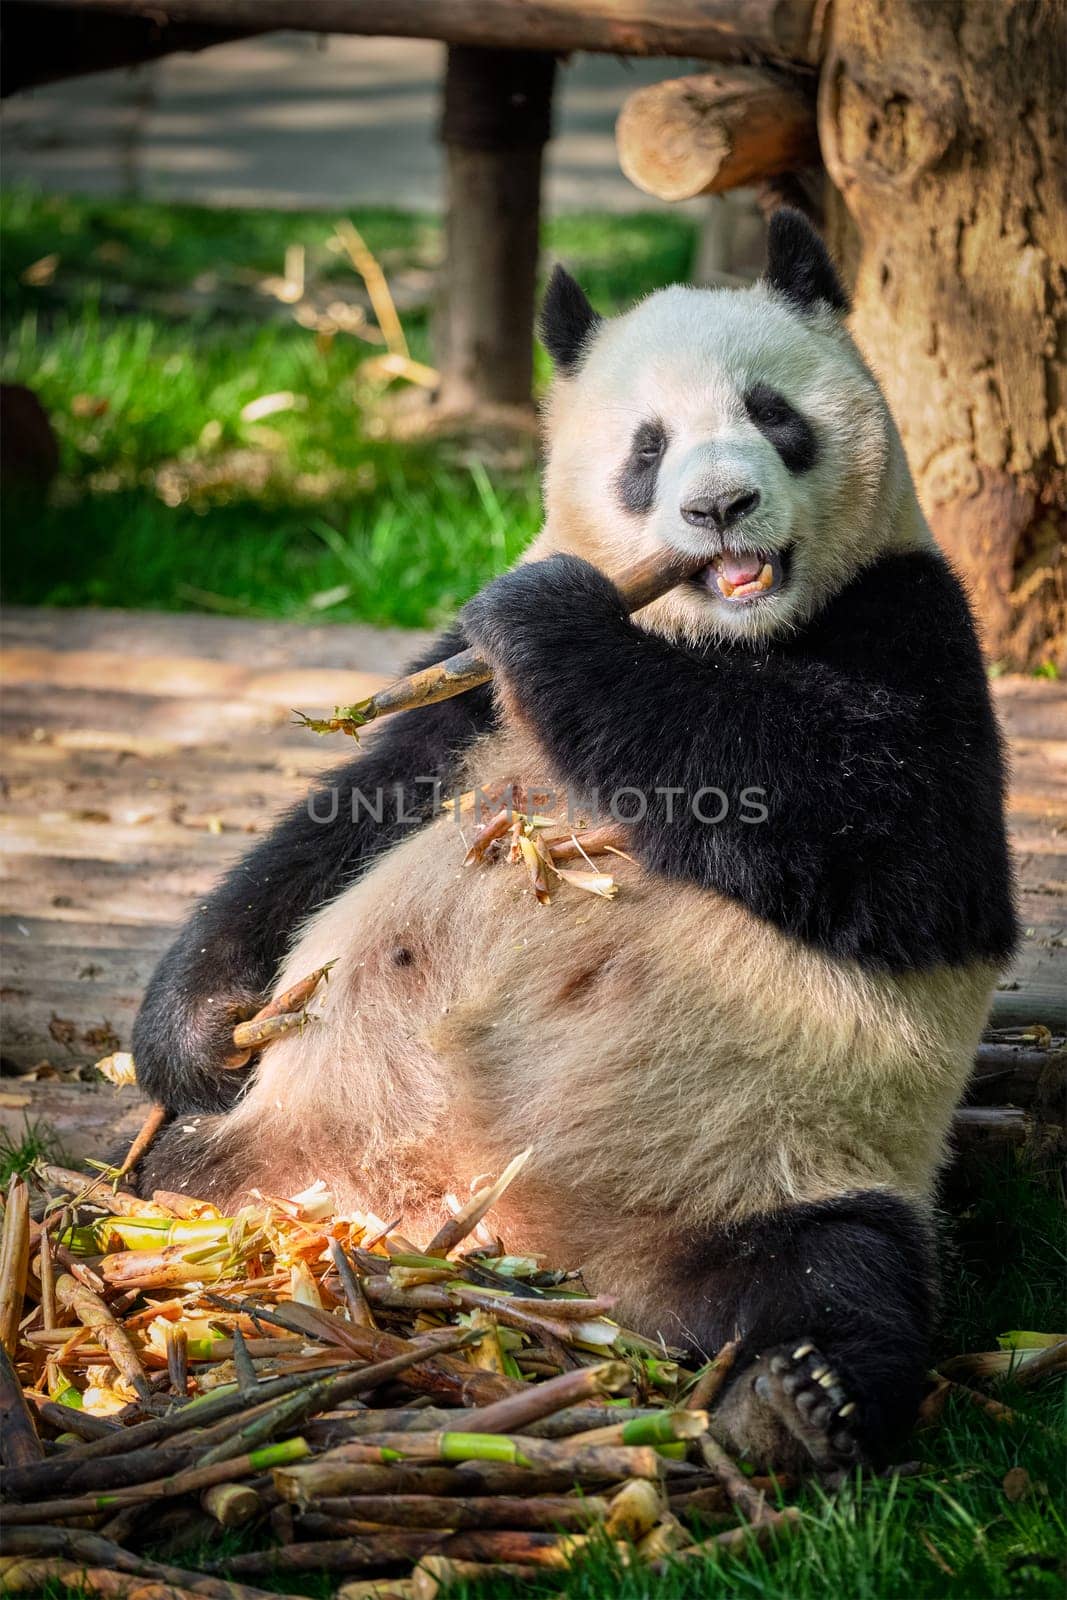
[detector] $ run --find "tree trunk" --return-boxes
[435,46,555,415]
[818,0,1066,671]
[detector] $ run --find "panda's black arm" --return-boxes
[132,625,496,1116]
[462,552,1015,972]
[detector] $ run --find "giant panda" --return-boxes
[133,211,1015,1474]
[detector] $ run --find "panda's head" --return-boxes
[537,210,928,645]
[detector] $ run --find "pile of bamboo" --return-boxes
[0,1157,800,1599]
[2,1159,1063,1600]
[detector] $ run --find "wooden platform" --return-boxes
[1,606,1064,1154]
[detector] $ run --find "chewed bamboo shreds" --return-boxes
[464,807,620,903]
[424,1149,531,1257]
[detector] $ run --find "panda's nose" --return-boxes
[681,489,761,530]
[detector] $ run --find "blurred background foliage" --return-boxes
[1,189,697,628]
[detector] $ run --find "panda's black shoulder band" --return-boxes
[462,549,1016,974]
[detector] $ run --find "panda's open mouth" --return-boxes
[694,545,790,605]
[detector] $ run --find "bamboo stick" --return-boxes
[151,1192,221,1220]
[35,1224,56,1331]
[3,1437,310,1524]
[205,1298,517,1407]
[11,1364,345,1474]
[167,1326,189,1397]
[0,1175,30,1357]
[303,1432,666,1478]
[21,1325,475,1482]
[5,1442,197,1501]
[0,1553,292,1600]
[297,548,706,737]
[118,1104,168,1178]
[248,963,335,1026]
[685,1340,740,1412]
[358,1279,617,1347]
[0,1562,204,1600]
[545,822,631,863]
[201,1482,261,1528]
[231,1012,313,1054]
[284,1467,568,1504]
[0,1345,42,1468]
[674,1505,802,1561]
[231,1326,259,1395]
[337,1582,416,1600]
[54,1272,153,1406]
[442,1359,630,1436]
[294,1493,609,1531]
[328,1238,376,1328]
[28,1396,123,1441]
[698,1433,789,1531]
[37,1165,162,1219]
[438,1529,599,1566]
[551,1407,708,1452]
[207,1535,442,1576]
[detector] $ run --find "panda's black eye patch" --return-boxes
[616,419,667,515]
[744,384,818,474]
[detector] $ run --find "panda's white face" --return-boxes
[541,273,925,647]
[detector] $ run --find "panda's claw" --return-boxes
[748,1340,862,1472]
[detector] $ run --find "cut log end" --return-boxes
[617,67,818,202]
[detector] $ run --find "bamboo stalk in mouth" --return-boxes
[297,547,704,737]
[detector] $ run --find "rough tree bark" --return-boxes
[434,46,556,415]
[818,0,1066,670]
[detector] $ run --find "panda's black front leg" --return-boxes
[667,1192,935,1475]
[132,624,495,1117]
[461,551,681,804]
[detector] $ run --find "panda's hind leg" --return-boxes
[666,1191,934,1475]
[717,1340,863,1475]
[135,1113,271,1207]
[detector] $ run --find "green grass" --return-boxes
[0,188,696,627]
[0,1117,66,1183]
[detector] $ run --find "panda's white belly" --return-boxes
[218,730,996,1272]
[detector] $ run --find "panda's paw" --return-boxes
[749,1341,863,1475]
[461,555,625,674]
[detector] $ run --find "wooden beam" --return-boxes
[0,1,258,95]
[23,0,824,65]
[617,66,818,202]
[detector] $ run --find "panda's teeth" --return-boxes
[718,573,736,598]
[756,562,774,592]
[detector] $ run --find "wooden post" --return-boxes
[435,46,555,414]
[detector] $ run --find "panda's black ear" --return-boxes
[765,209,850,316]
[539,265,602,372]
